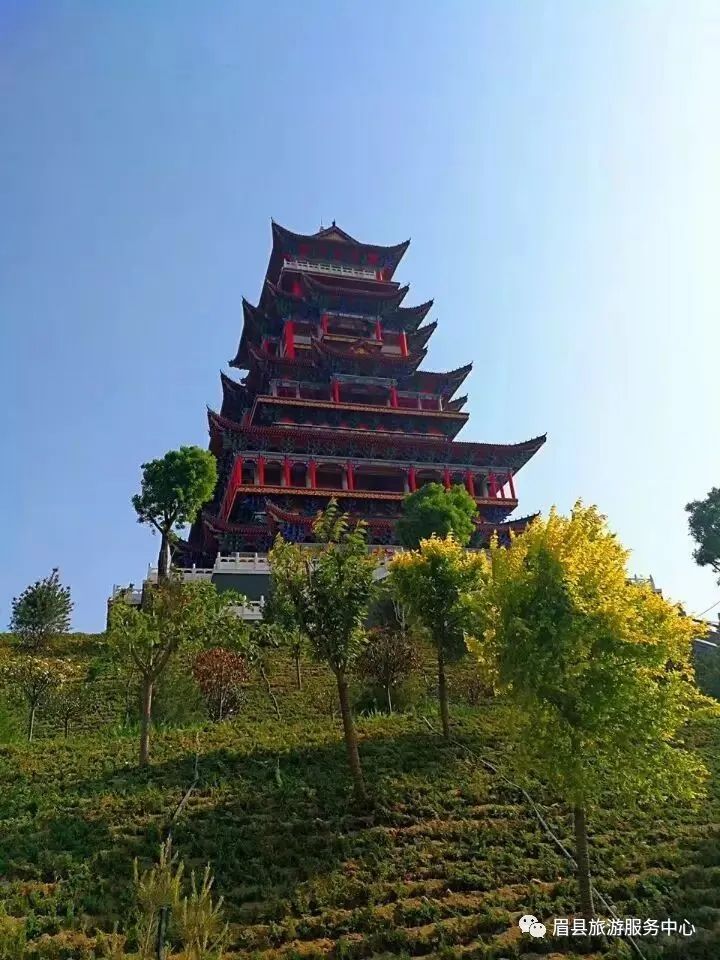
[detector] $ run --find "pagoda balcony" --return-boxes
[282,257,380,282]
[250,394,467,423]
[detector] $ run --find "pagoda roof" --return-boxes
[313,338,427,375]
[400,363,473,398]
[385,300,434,331]
[446,394,468,412]
[409,321,437,350]
[219,372,249,418]
[229,299,275,368]
[207,410,546,472]
[266,221,410,283]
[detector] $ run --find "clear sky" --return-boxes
[2,1,719,632]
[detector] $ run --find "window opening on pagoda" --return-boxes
[264,461,282,486]
[316,462,344,490]
[290,462,308,488]
[353,469,406,494]
[240,460,256,485]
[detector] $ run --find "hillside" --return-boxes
[1,649,719,960]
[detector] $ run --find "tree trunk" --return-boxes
[157,532,171,581]
[28,703,36,742]
[336,672,366,801]
[437,645,450,738]
[140,677,153,766]
[294,652,302,691]
[385,683,393,714]
[573,804,594,920]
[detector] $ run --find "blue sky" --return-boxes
[2,1,719,631]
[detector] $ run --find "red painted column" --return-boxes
[399,330,409,358]
[507,471,516,499]
[465,470,476,497]
[331,379,340,403]
[321,313,329,334]
[443,467,451,489]
[309,460,317,489]
[283,457,291,487]
[408,465,417,492]
[375,319,383,341]
[346,462,355,491]
[261,337,270,353]
[284,320,296,359]
[389,385,399,407]
[257,456,265,486]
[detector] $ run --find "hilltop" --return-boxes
[1,648,719,959]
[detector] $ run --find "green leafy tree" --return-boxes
[2,656,73,741]
[390,536,486,738]
[269,501,377,800]
[108,579,248,765]
[397,483,477,548]
[132,446,217,580]
[263,588,308,690]
[9,568,72,651]
[466,503,708,918]
[687,487,720,582]
[47,671,95,737]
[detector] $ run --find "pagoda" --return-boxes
[182,221,545,563]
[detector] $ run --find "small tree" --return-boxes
[359,590,419,712]
[192,648,250,721]
[108,579,248,765]
[9,569,72,651]
[269,501,376,800]
[467,503,708,919]
[3,657,72,741]
[686,487,720,580]
[132,447,217,580]
[263,588,308,690]
[390,536,486,737]
[397,483,477,548]
[47,671,94,737]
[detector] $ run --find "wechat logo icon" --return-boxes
[519,914,546,939]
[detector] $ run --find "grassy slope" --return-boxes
[0,652,719,960]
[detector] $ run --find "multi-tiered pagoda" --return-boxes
[182,221,545,563]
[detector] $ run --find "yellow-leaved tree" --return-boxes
[466,503,709,919]
[389,535,488,738]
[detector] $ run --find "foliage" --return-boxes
[2,656,74,741]
[269,501,377,798]
[192,648,250,721]
[269,502,376,677]
[108,579,248,762]
[1,694,719,958]
[467,503,709,808]
[131,446,217,577]
[9,569,72,652]
[46,674,97,737]
[390,535,488,736]
[397,483,477,548]
[686,486,720,577]
[358,592,420,713]
[466,502,711,917]
[133,841,228,960]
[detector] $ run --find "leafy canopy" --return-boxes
[467,503,709,809]
[397,483,477,548]
[132,446,217,535]
[268,501,377,675]
[9,569,72,651]
[390,534,486,661]
[686,487,720,577]
[108,579,249,684]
